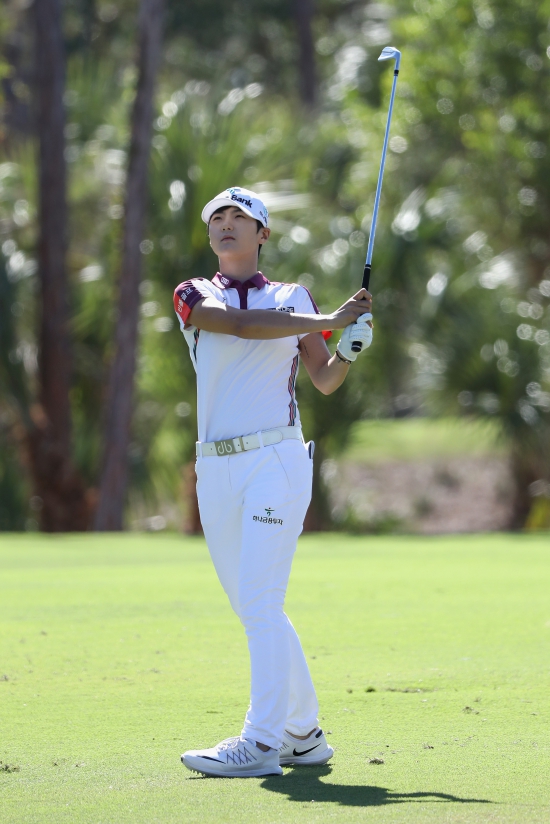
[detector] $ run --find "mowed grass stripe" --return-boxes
[1,533,549,824]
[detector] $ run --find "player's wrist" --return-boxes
[335,348,353,365]
[323,312,346,331]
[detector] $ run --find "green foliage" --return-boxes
[2,0,550,529]
[385,0,550,517]
[0,434,28,530]
[0,224,32,531]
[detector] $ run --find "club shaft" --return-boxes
[351,56,400,353]
[365,68,399,273]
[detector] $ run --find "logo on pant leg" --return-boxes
[253,507,283,525]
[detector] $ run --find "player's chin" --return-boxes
[217,239,238,253]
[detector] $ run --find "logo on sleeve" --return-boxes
[178,286,194,300]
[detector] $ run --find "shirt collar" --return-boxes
[212,272,269,291]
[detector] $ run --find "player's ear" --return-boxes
[259,227,270,245]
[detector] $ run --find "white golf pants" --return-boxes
[195,437,319,750]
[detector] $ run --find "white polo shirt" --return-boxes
[173,272,330,443]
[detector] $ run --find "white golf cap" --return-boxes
[201,186,269,227]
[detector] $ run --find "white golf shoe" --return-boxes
[279,727,334,766]
[181,736,283,778]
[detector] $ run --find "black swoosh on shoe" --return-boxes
[292,744,321,757]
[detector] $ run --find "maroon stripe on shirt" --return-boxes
[212,272,269,310]
[287,354,299,425]
[234,281,249,310]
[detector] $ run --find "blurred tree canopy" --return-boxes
[0,0,549,531]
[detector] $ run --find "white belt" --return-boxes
[196,426,302,458]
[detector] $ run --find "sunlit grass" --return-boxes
[1,533,548,823]
[345,417,506,463]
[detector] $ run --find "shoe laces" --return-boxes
[217,737,258,765]
[218,736,242,751]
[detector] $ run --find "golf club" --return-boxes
[352,45,401,353]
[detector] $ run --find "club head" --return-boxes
[378,46,401,69]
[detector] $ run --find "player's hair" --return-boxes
[208,206,264,258]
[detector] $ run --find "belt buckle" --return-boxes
[214,438,235,456]
[214,436,245,456]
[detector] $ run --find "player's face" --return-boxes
[208,206,268,258]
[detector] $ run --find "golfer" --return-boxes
[174,187,373,777]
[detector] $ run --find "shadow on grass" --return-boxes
[259,766,493,807]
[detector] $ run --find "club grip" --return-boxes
[351,264,372,351]
[362,262,371,291]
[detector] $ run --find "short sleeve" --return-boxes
[174,279,216,326]
[295,285,332,341]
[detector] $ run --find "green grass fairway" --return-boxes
[1,533,549,823]
[344,417,505,463]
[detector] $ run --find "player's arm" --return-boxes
[185,290,372,339]
[298,333,350,395]
[299,310,374,394]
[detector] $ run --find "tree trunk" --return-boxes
[94,0,165,531]
[31,0,90,532]
[292,0,317,108]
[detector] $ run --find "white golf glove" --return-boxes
[337,313,373,362]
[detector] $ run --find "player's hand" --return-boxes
[337,313,373,362]
[329,289,372,329]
